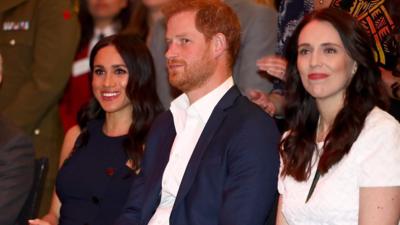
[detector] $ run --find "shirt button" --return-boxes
[9,39,16,45]
[34,129,40,135]
[91,196,100,204]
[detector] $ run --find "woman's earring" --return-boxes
[352,63,358,75]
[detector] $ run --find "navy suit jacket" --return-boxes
[115,86,280,225]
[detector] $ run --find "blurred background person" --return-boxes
[59,0,133,133]
[253,0,400,122]
[0,0,80,215]
[0,53,35,225]
[29,34,163,225]
[277,8,400,225]
[125,0,177,109]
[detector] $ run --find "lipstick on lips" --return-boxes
[308,73,329,80]
[101,91,120,101]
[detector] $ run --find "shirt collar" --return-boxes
[170,76,234,132]
[94,24,117,38]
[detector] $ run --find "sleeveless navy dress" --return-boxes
[56,119,136,225]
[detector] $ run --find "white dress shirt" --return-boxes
[148,77,234,225]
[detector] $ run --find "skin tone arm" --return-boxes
[359,187,400,225]
[28,126,81,225]
[275,195,289,225]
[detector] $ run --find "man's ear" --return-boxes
[211,33,227,58]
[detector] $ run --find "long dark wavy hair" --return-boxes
[281,8,389,181]
[76,34,163,171]
[77,0,133,51]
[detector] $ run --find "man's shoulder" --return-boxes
[217,89,276,131]
[152,110,173,127]
[231,95,274,124]
[146,111,174,138]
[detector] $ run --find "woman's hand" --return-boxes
[257,55,288,81]
[28,218,52,225]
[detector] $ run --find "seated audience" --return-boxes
[0,53,35,225]
[277,8,400,225]
[29,34,163,225]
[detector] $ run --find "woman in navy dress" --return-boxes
[29,34,163,225]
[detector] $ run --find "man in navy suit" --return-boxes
[115,0,280,224]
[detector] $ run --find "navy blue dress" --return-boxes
[56,119,136,225]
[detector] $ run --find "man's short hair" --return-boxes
[162,0,241,67]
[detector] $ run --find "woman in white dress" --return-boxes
[277,8,400,225]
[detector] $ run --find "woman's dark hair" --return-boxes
[281,8,389,181]
[77,0,133,51]
[76,34,163,171]
[123,1,150,41]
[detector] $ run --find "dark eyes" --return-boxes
[115,68,127,75]
[94,68,105,75]
[298,48,310,55]
[324,48,337,54]
[297,47,337,55]
[93,68,127,75]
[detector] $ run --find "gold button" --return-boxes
[9,39,16,46]
[34,129,40,135]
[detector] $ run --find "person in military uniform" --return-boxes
[0,0,80,215]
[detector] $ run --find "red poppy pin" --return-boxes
[63,9,72,20]
[105,167,115,176]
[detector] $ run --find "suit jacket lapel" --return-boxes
[141,112,176,223]
[172,86,241,211]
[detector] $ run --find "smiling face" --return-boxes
[297,20,357,105]
[92,45,132,116]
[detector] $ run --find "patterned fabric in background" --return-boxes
[277,0,398,71]
[277,0,313,55]
[332,0,398,70]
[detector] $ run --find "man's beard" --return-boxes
[168,55,216,93]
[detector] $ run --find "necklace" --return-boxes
[307,118,325,203]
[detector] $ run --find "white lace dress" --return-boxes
[278,107,400,225]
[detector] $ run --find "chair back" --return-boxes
[16,157,49,224]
